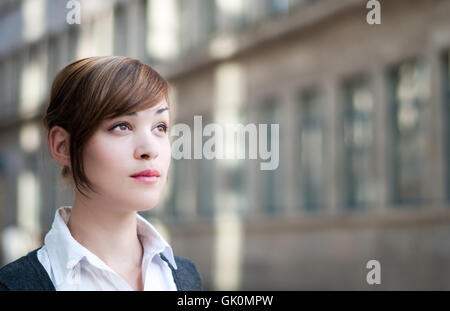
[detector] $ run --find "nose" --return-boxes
[133,133,159,160]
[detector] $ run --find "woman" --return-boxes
[0,56,202,291]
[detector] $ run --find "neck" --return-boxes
[67,193,143,271]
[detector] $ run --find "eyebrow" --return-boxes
[126,106,169,116]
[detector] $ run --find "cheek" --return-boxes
[83,138,127,176]
[160,140,172,174]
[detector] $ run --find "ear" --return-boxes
[48,126,71,167]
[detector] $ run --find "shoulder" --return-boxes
[173,256,203,291]
[0,251,33,290]
[0,248,55,291]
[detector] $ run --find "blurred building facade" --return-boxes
[0,0,449,290]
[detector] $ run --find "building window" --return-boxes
[113,4,128,56]
[229,107,249,217]
[390,60,430,204]
[47,35,60,87]
[298,88,324,212]
[167,158,182,219]
[266,0,290,16]
[444,51,450,202]
[20,44,47,116]
[67,26,79,62]
[202,0,217,42]
[196,116,215,218]
[266,0,316,17]
[196,158,215,218]
[215,0,246,32]
[259,99,281,214]
[145,0,179,62]
[342,78,374,209]
[7,54,21,115]
[0,61,4,112]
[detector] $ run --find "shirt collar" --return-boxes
[136,212,177,270]
[44,206,177,286]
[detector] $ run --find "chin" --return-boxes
[131,197,160,212]
[138,205,158,213]
[104,187,162,212]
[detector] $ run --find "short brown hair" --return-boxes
[43,56,170,197]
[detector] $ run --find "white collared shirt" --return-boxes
[37,206,178,291]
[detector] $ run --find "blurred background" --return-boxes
[0,0,449,290]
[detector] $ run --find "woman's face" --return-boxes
[81,100,171,212]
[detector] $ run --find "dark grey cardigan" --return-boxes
[0,247,202,291]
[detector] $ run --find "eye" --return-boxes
[109,122,132,133]
[155,123,168,134]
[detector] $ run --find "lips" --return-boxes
[131,169,161,185]
[131,169,160,178]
